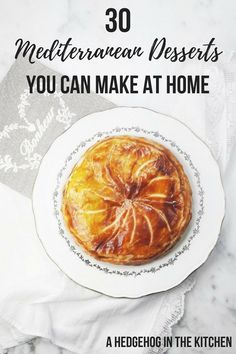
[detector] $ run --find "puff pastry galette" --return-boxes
[62,136,192,265]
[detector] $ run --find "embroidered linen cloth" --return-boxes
[0,57,235,354]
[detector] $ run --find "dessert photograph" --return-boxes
[0,1,234,354]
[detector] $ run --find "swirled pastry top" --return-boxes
[62,136,192,265]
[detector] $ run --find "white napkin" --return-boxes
[0,58,235,354]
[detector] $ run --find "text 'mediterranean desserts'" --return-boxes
[62,136,192,265]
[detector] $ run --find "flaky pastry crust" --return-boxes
[62,136,192,265]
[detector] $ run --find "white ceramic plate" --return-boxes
[33,107,225,298]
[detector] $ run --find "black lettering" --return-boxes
[149,37,166,61]
[143,76,153,93]
[15,38,36,64]
[70,76,80,93]
[44,40,60,60]
[109,76,119,93]
[130,76,138,93]
[61,75,70,94]
[96,75,108,93]
[187,75,200,93]
[105,8,117,32]
[46,75,56,93]
[201,75,209,93]
[106,336,112,347]
[167,75,176,93]
[81,76,90,93]
[170,47,178,62]
[26,75,36,93]
[36,75,46,94]
[153,75,162,93]
[119,8,131,32]
[164,336,173,347]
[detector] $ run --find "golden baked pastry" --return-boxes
[62,136,192,265]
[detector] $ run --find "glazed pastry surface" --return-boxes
[62,136,192,265]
